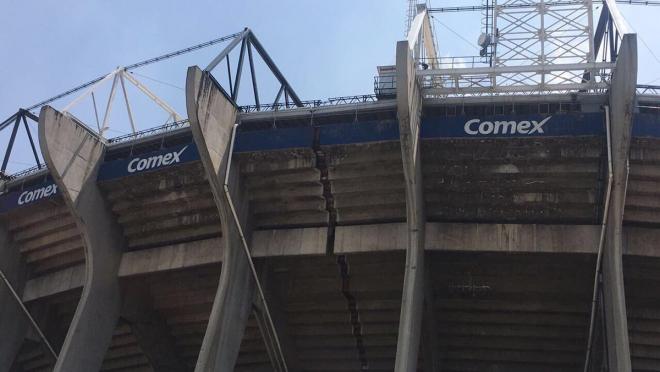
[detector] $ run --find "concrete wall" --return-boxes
[39,106,125,372]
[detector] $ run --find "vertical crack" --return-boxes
[337,255,369,370]
[312,126,337,255]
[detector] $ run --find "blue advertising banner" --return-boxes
[421,112,605,138]
[0,180,59,214]
[234,126,314,153]
[632,113,660,137]
[98,142,200,181]
[319,120,400,146]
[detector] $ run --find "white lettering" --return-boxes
[494,121,516,134]
[17,184,58,205]
[517,121,531,134]
[464,119,479,135]
[128,158,139,173]
[529,116,551,134]
[464,117,552,136]
[478,121,494,134]
[125,146,189,173]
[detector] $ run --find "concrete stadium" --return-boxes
[2,1,660,371]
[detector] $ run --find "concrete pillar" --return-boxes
[0,223,29,370]
[394,40,434,372]
[38,106,124,372]
[186,66,255,372]
[602,33,637,371]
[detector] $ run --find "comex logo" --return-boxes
[127,145,188,173]
[464,116,551,135]
[18,184,58,205]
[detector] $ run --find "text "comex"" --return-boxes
[464,117,551,135]
[127,146,188,173]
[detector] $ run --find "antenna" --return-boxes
[406,0,418,36]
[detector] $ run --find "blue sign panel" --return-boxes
[319,120,400,146]
[632,113,660,137]
[98,142,200,181]
[0,180,59,213]
[421,112,604,138]
[234,126,314,153]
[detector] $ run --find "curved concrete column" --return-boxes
[602,33,637,372]
[38,107,124,372]
[0,223,29,370]
[186,66,255,371]
[394,40,436,372]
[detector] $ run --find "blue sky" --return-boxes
[1,0,659,173]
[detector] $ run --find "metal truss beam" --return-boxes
[0,109,43,174]
[423,81,609,95]
[418,61,614,76]
[204,28,303,108]
[24,31,242,113]
[60,69,182,137]
[427,0,660,13]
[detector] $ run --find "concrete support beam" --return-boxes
[22,264,85,302]
[118,238,223,277]
[252,227,327,257]
[39,107,125,372]
[0,223,29,370]
[394,40,433,372]
[426,223,600,254]
[602,32,637,371]
[186,66,254,372]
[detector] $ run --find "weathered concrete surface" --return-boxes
[39,106,125,372]
[22,264,85,302]
[118,238,222,277]
[394,39,430,372]
[121,285,187,371]
[0,223,29,370]
[326,142,406,224]
[186,65,255,371]
[603,32,637,372]
[335,223,407,253]
[101,162,221,250]
[336,222,660,255]
[427,223,600,253]
[252,227,327,257]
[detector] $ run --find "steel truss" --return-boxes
[0,109,43,179]
[637,84,660,97]
[60,68,183,138]
[416,0,636,97]
[204,28,304,111]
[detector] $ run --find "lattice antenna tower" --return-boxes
[493,0,595,85]
[406,0,431,36]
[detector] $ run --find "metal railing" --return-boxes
[419,56,490,69]
[374,76,396,98]
[107,119,190,145]
[4,165,47,181]
[239,94,383,113]
[637,85,660,96]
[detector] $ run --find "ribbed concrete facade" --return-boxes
[2,16,660,372]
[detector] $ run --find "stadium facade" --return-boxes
[1,1,660,371]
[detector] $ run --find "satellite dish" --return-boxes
[478,33,491,48]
